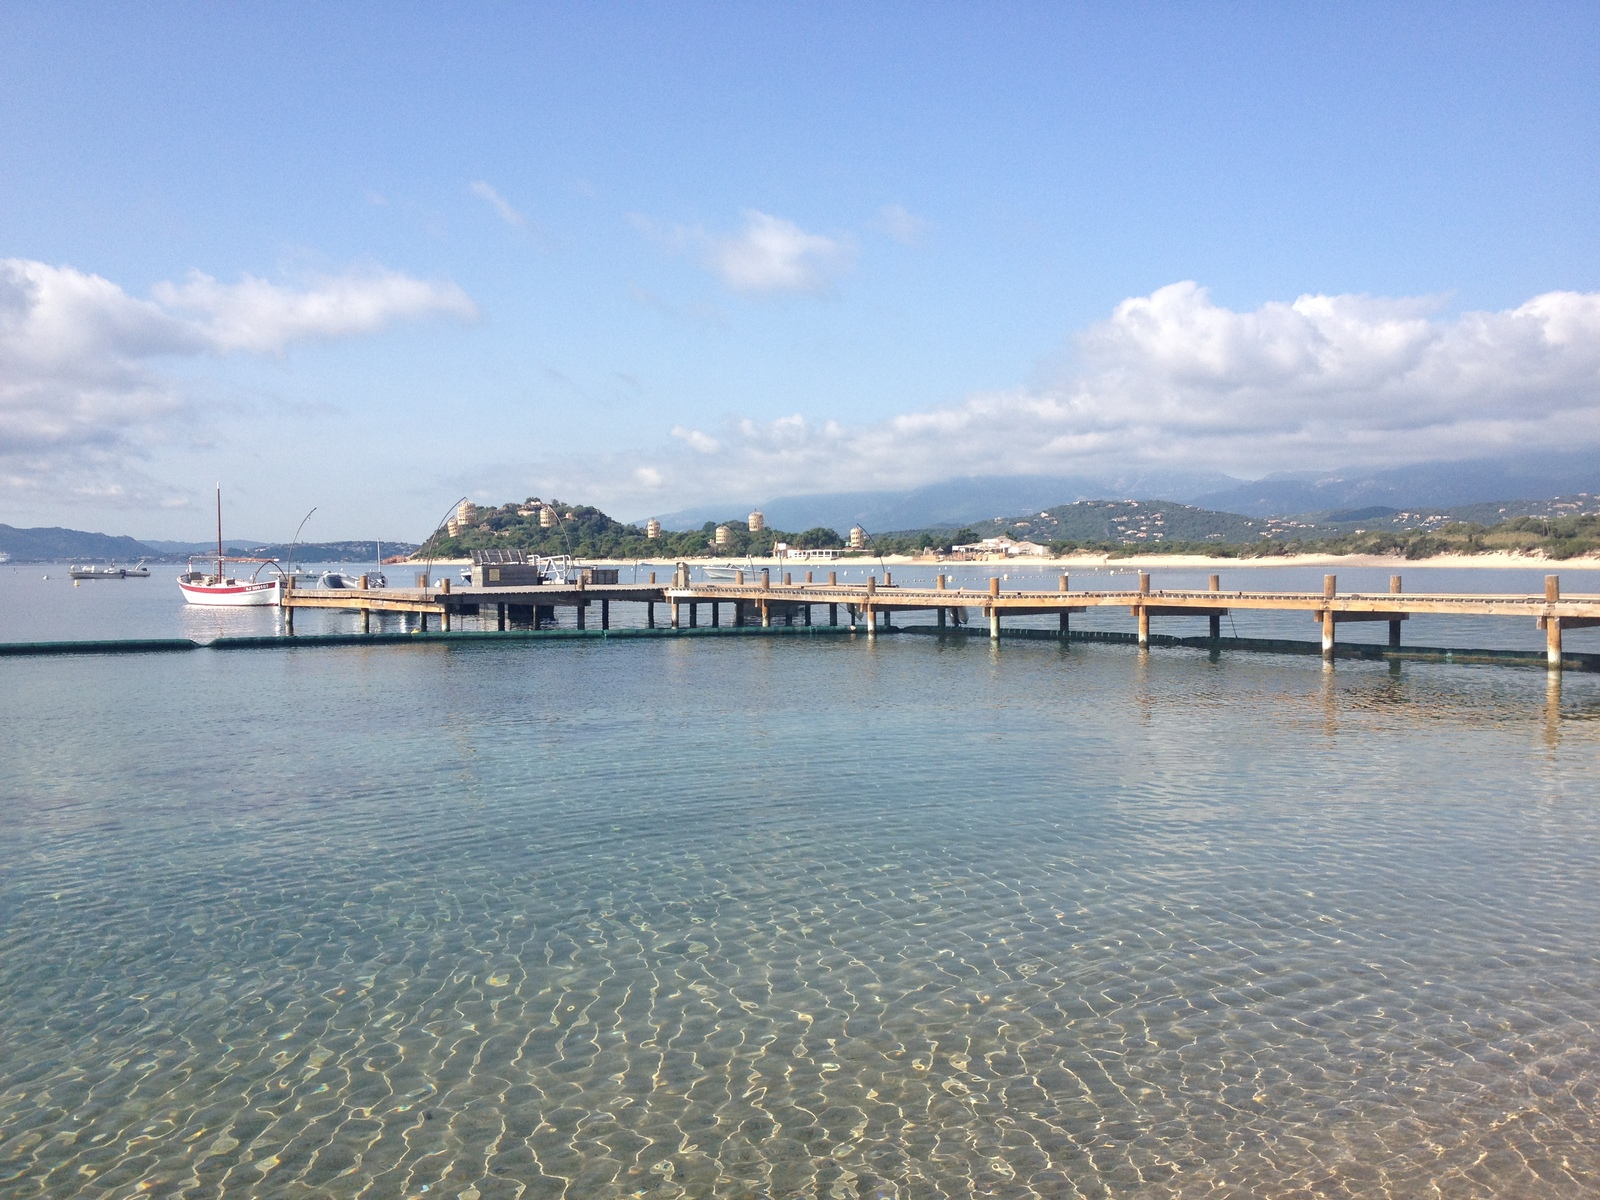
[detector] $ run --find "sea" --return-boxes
[3,560,1599,1198]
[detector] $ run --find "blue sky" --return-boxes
[2,3,1596,539]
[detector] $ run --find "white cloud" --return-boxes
[708,210,851,295]
[670,425,722,454]
[634,210,851,296]
[470,180,527,229]
[152,269,477,354]
[567,282,1600,512]
[0,258,477,498]
[875,204,931,247]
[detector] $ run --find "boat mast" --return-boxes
[216,483,223,580]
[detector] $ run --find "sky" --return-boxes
[1,2,1597,540]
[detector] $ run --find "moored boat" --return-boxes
[177,487,284,606]
[70,559,150,579]
[178,563,281,606]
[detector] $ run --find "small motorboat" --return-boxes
[319,570,386,589]
[701,558,758,582]
[70,559,150,579]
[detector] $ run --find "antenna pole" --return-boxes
[216,483,223,579]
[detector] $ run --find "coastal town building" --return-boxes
[949,534,1050,560]
[446,499,479,537]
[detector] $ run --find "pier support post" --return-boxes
[362,608,371,634]
[646,601,655,629]
[601,598,610,630]
[711,601,719,627]
[989,577,1001,641]
[1547,576,1562,668]
[1389,576,1403,647]
[688,602,697,629]
[829,571,837,586]
[1320,575,1337,659]
[285,605,295,635]
[1060,611,1070,636]
[670,600,680,629]
[575,602,584,630]
[803,604,811,626]
[866,576,878,640]
[761,568,770,590]
[761,602,771,628]
[939,607,947,629]
[497,603,506,631]
[1134,574,1150,647]
[1208,575,1221,640]
[735,600,744,627]
[829,603,837,626]
[418,613,427,633]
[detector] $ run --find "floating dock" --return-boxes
[273,567,1600,670]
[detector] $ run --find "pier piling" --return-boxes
[1321,575,1337,659]
[1136,574,1151,647]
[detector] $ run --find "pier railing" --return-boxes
[273,569,1600,669]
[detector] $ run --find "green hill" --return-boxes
[418,499,852,560]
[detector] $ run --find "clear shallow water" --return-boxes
[5,560,1600,653]
[4,625,1600,1197]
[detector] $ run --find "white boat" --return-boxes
[319,569,386,589]
[70,559,150,580]
[177,487,283,606]
[178,566,281,606]
[701,558,757,581]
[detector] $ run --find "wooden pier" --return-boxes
[278,568,1600,669]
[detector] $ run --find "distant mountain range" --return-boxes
[8,450,1597,562]
[904,493,1600,546]
[650,452,1600,532]
[0,525,155,563]
[0,527,417,563]
[1188,451,1600,517]
[650,470,1239,533]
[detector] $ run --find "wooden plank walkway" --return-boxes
[663,570,1600,667]
[279,568,1600,667]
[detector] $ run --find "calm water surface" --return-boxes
[3,597,1600,1197]
[6,561,1600,651]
